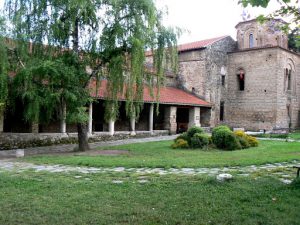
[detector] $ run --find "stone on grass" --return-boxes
[15,149,24,158]
[217,173,233,182]
[112,180,124,184]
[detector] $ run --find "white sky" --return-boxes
[0,0,291,43]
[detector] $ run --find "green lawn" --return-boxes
[0,171,299,225]
[24,140,300,168]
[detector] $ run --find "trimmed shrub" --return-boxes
[246,135,259,147]
[236,136,250,149]
[212,126,232,149]
[224,132,242,150]
[234,130,258,148]
[171,138,189,149]
[190,133,210,149]
[187,126,204,138]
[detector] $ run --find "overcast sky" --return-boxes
[0,0,289,43]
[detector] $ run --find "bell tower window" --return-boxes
[249,34,254,48]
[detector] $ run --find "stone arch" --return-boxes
[243,28,257,48]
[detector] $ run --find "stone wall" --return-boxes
[0,130,169,150]
[178,36,236,127]
[226,47,300,131]
[236,19,288,50]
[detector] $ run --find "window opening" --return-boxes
[221,75,225,86]
[220,101,224,121]
[249,34,254,48]
[287,69,291,90]
[237,69,245,91]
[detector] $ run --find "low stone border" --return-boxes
[0,130,169,151]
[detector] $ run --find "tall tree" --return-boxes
[3,0,178,151]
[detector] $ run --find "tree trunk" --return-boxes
[77,123,90,151]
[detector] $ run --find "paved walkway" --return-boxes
[1,135,178,157]
[0,159,299,184]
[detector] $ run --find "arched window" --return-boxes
[237,69,245,91]
[249,34,254,48]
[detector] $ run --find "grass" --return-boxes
[253,130,300,140]
[24,140,300,168]
[0,171,299,225]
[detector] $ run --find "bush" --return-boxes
[190,133,210,149]
[212,126,232,149]
[236,136,250,149]
[246,135,259,147]
[175,132,190,143]
[187,126,204,138]
[224,132,242,150]
[171,138,189,149]
[212,125,231,137]
[234,130,258,148]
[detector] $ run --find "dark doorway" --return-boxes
[176,107,190,133]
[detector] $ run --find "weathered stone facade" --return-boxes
[224,20,300,131]
[177,36,237,127]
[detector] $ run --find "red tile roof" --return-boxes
[177,36,229,52]
[89,79,211,107]
[145,36,229,56]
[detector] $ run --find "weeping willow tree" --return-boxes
[0,16,8,126]
[3,0,178,151]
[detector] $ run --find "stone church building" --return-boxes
[0,18,299,144]
[175,18,300,132]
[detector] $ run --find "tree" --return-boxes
[3,0,178,151]
[288,27,300,52]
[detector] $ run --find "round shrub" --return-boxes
[224,132,242,150]
[212,125,231,137]
[212,126,232,149]
[234,130,258,147]
[190,133,210,149]
[236,136,250,149]
[246,135,259,147]
[187,126,204,138]
[171,138,189,149]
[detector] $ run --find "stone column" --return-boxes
[188,107,201,128]
[130,117,136,136]
[60,102,67,133]
[108,119,115,136]
[88,102,93,135]
[149,104,154,134]
[0,110,4,132]
[164,106,177,134]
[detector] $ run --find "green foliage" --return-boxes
[212,126,231,149]
[175,132,190,143]
[12,54,90,123]
[288,28,300,52]
[224,132,242,151]
[212,126,243,150]
[190,133,210,149]
[171,138,189,149]
[247,135,259,147]
[187,126,204,138]
[236,136,250,149]
[4,0,179,127]
[0,18,8,113]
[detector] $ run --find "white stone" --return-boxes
[15,149,25,158]
[112,180,124,184]
[216,173,233,182]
